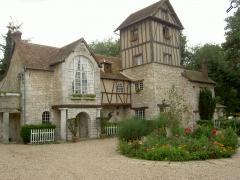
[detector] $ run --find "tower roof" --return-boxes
[115,0,183,31]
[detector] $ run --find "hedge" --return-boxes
[20,124,56,144]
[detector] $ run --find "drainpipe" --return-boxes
[23,66,27,125]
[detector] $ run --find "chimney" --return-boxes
[201,59,208,78]
[11,31,22,41]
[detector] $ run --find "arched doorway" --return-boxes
[76,112,89,138]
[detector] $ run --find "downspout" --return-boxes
[23,66,27,125]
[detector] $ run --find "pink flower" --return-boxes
[184,127,192,135]
[211,128,217,136]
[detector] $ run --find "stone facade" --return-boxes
[0,0,219,143]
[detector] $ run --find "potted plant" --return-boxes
[68,118,79,142]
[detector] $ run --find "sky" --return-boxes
[0,0,237,50]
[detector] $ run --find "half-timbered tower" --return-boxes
[116,0,216,121]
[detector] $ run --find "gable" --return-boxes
[115,0,183,31]
[153,1,182,27]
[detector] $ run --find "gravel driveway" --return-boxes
[0,138,239,180]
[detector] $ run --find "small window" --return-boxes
[135,81,143,92]
[163,26,171,40]
[130,28,138,42]
[104,63,112,73]
[162,9,169,21]
[42,111,50,124]
[163,53,172,64]
[116,82,124,93]
[135,109,145,120]
[133,55,143,66]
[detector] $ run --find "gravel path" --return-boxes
[0,138,239,180]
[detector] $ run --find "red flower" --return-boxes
[211,128,217,136]
[184,127,192,135]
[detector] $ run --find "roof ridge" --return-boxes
[20,41,60,50]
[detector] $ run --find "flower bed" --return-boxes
[118,120,238,161]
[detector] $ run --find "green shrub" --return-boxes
[215,128,238,148]
[197,120,214,128]
[199,88,216,120]
[219,117,240,136]
[118,118,151,142]
[20,124,56,144]
[191,126,212,139]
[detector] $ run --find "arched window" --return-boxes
[42,111,50,124]
[73,56,94,94]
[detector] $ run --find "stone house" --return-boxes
[0,0,217,143]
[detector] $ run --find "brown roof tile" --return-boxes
[115,0,183,31]
[16,41,59,70]
[95,54,121,72]
[182,70,216,85]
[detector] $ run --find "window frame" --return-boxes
[42,111,50,124]
[162,9,169,21]
[133,54,143,66]
[73,56,94,95]
[135,109,145,120]
[163,26,171,40]
[163,53,172,64]
[116,81,124,93]
[135,81,144,92]
[130,28,139,42]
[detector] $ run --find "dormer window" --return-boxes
[130,28,138,42]
[162,9,169,21]
[133,54,143,66]
[163,26,171,40]
[104,63,112,73]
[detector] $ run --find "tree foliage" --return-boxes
[89,38,120,57]
[199,88,216,120]
[0,21,22,75]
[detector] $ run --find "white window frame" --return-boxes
[135,81,144,92]
[73,56,94,94]
[116,82,124,93]
[42,111,50,124]
[135,109,145,120]
[133,55,143,66]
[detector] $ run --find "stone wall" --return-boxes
[67,108,100,140]
[101,107,132,122]
[24,70,54,124]
[123,62,215,126]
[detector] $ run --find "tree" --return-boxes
[0,21,22,75]
[180,32,193,66]
[89,38,120,57]
[222,6,240,113]
[199,88,216,120]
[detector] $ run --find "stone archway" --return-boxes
[76,112,89,139]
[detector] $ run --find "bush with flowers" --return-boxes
[118,118,238,161]
[118,87,239,161]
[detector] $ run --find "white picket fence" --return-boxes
[104,124,119,136]
[30,129,55,144]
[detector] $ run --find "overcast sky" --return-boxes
[0,0,236,49]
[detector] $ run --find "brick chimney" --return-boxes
[201,59,208,78]
[11,31,22,41]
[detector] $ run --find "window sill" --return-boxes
[70,94,96,101]
[70,96,96,101]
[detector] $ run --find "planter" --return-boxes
[72,136,79,143]
[165,127,172,138]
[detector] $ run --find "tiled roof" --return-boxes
[95,54,121,72]
[14,40,131,81]
[182,70,216,85]
[16,41,59,70]
[115,0,183,31]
